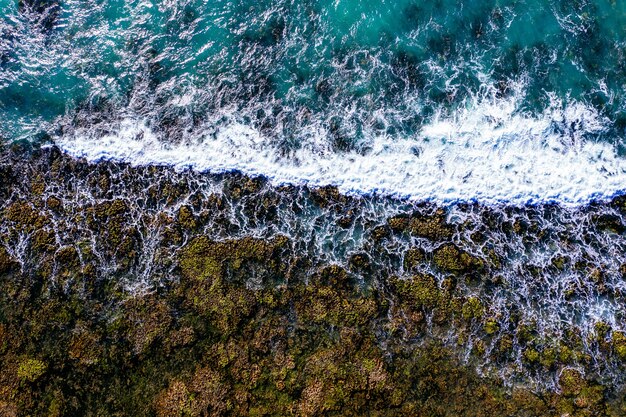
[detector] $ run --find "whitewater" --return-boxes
[56,91,624,206]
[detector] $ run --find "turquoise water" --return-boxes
[3,1,626,203]
[2,0,625,141]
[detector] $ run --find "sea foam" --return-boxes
[54,93,625,206]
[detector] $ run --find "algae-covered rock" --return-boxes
[592,213,626,234]
[522,348,540,364]
[309,185,348,208]
[17,358,47,383]
[540,346,558,369]
[178,235,291,285]
[594,320,611,345]
[4,200,50,232]
[154,380,193,417]
[551,255,570,271]
[224,174,264,200]
[392,274,441,310]
[348,252,371,273]
[371,225,391,242]
[0,148,623,415]
[68,330,102,366]
[433,244,483,273]
[317,264,351,289]
[497,335,514,356]
[176,205,198,230]
[484,318,500,335]
[559,368,584,396]
[403,247,425,272]
[461,296,484,320]
[388,215,410,232]
[408,210,454,240]
[612,331,626,360]
[0,247,18,275]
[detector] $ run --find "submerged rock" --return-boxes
[18,0,60,32]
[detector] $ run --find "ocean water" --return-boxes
[3,0,626,203]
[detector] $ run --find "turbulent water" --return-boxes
[3,0,626,396]
[2,0,626,203]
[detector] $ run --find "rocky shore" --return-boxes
[0,144,625,416]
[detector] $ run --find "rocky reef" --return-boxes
[0,145,625,415]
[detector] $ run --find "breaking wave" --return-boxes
[56,90,624,205]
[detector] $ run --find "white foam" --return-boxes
[54,94,626,205]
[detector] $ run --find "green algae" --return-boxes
[433,244,484,273]
[461,296,484,320]
[17,358,47,383]
[612,331,626,361]
[484,318,500,335]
